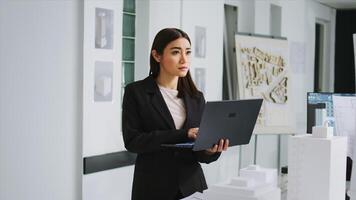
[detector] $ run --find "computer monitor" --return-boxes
[307,92,334,133]
[306,92,356,134]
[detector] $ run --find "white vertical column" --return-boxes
[288,135,347,200]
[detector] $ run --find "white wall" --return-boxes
[181,0,224,101]
[83,166,133,200]
[280,0,307,133]
[0,1,83,200]
[81,1,131,200]
[149,0,182,43]
[135,0,182,82]
[225,0,255,33]
[82,0,124,158]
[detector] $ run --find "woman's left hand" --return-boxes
[205,139,229,155]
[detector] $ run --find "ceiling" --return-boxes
[316,0,356,9]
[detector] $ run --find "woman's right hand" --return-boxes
[188,128,199,140]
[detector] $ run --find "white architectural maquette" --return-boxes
[202,165,281,200]
[288,134,347,200]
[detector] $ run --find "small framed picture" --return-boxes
[195,68,206,95]
[94,61,113,102]
[195,26,206,58]
[95,8,114,49]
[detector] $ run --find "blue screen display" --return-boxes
[307,92,356,128]
[307,93,335,127]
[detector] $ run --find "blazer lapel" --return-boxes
[144,76,176,129]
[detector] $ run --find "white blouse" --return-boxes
[158,85,186,129]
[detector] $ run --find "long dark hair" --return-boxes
[149,28,199,98]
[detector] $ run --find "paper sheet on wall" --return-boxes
[290,41,306,74]
[332,95,356,158]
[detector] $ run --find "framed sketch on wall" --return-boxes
[194,26,206,58]
[235,34,295,134]
[95,8,114,49]
[194,68,206,95]
[94,61,113,102]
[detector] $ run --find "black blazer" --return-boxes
[122,76,220,200]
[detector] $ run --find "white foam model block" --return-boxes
[240,166,278,187]
[208,183,273,197]
[230,177,256,187]
[288,135,347,200]
[312,125,333,138]
[95,76,112,96]
[314,108,327,126]
[205,186,281,200]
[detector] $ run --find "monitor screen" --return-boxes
[306,92,356,133]
[307,93,334,130]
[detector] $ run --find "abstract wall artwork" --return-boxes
[95,8,114,49]
[195,26,206,58]
[94,61,113,102]
[235,34,295,134]
[194,68,206,95]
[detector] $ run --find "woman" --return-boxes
[122,28,229,200]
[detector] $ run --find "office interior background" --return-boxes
[0,0,355,199]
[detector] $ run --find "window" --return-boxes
[122,0,136,98]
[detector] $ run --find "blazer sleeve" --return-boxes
[193,93,221,164]
[122,84,190,154]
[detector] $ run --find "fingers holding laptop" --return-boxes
[188,128,199,140]
[205,139,229,155]
[219,139,229,151]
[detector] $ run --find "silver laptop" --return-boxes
[161,99,263,151]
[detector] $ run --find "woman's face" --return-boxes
[156,37,191,78]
